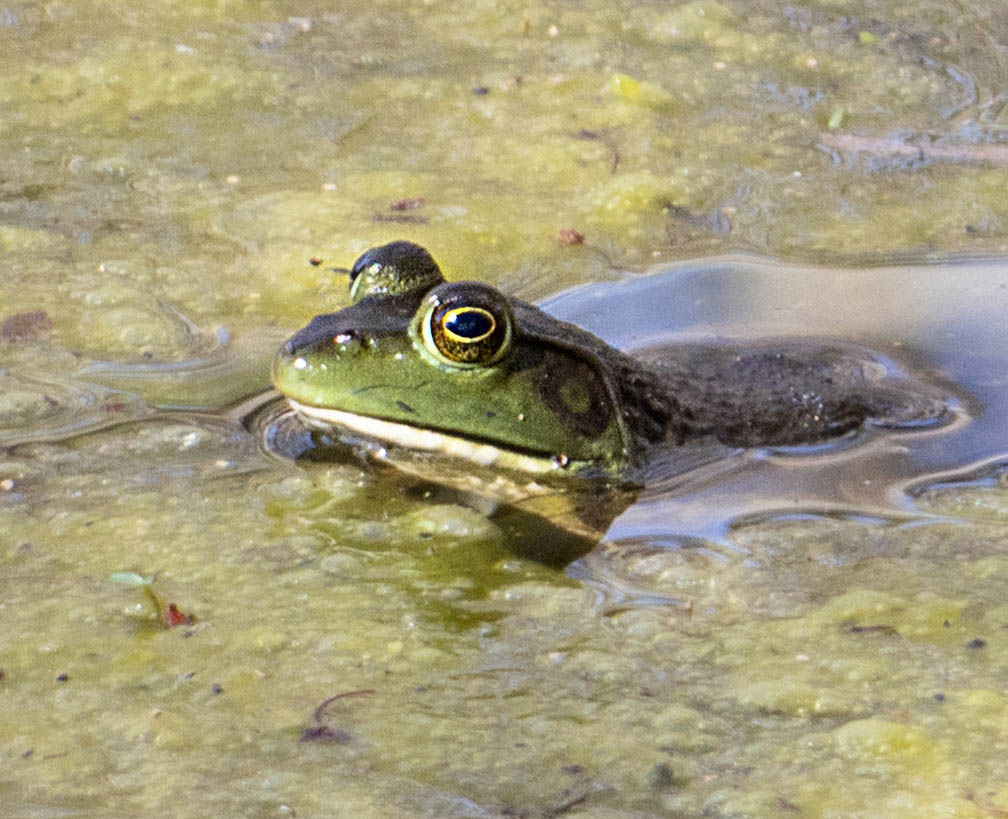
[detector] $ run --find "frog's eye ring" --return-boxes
[419,282,514,367]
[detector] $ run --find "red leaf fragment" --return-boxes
[166,603,195,627]
[389,197,425,211]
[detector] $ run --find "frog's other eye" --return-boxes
[347,241,444,303]
[419,282,514,367]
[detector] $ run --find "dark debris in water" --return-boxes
[648,762,689,791]
[300,725,352,744]
[374,197,428,224]
[388,197,425,211]
[301,688,376,744]
[847,623,899,636]
[557,228,585,246]
[373,212,428,224]
[1,310,52,342]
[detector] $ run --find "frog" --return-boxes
[271,241,949,561]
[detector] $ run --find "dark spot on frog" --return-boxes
[56,673,68,682]
[396,400,415,414]
[537,350,611,438]
[966,638,987,649]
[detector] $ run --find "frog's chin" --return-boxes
[287,399,571,476]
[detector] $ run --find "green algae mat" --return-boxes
[2,1,1008,816]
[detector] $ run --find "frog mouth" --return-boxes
[287,399,573,475]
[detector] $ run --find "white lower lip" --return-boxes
[287,400,565,475]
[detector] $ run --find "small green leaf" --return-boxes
[858,31,877,45]
[827,107,845,130]
[607,73,678,110]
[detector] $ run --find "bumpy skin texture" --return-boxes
[641,343,947,449]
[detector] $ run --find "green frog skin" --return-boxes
[272,241,948,484]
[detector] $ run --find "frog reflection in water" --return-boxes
[272,241,948,563]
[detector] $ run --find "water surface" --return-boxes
[4,256,1008,817]
[4,0,1008,816]
[550,256,1007,546]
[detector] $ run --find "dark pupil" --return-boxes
[445,309,492,339]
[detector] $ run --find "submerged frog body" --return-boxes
[273,241,948,486]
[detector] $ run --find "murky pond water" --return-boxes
[3,0,1008,817]
[5,256,1008,818]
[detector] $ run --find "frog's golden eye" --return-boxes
[419,282,513,367]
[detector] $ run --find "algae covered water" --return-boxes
[3,256,1008,817]
[3,0,1008,815]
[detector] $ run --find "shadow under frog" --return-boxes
[270,242,957,567]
